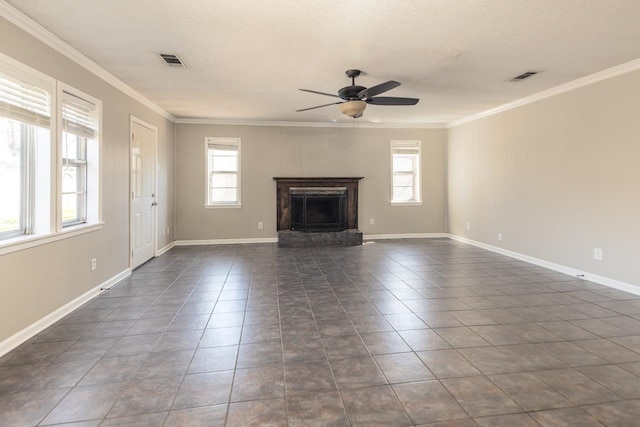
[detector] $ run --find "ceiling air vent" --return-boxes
[159,53,186,68]
[510,71,539,81]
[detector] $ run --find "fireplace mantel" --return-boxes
[273,177,363,231]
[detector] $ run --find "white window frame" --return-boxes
[390,140,422,205]
[57,82,102,231]
[205,137,241,208]
[0,52,102,256]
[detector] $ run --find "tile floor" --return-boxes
[2,238,640,426]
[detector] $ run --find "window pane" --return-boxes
[62,134,87,226]
[211,172,237,188]
[61,193,78,222]
[211,188,237,203]
[393,186,414,201]
[0,118,22,233]
[62,167,77,193]
[393,173,414,187]
[212,155,237,172]
[394,155,415,172]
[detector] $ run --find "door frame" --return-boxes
[129,115,159,269]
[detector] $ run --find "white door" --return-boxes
[130,119,157,269]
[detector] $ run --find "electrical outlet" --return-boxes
[167,227,170,235]
[258,222,264,230]
[466,222,471,231]
[593,248,604,261]
[91,258,97,271]
[369,218,375,225]
[162,227,166,236]
[498,233,503,241]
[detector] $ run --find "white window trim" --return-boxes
[390,140,422,205]
[204,137,241,208]
[56,81,102,231]
[0,53,104,256]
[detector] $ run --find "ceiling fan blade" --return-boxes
[296,101,344,112]
[367,96,419,106]
[358,80,401,99]
[299,89,341,98]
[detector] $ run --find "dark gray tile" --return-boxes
[474,413,540,427]
[399,329,452,351]
[374,352,435,384]
[172,370,234,409]
[41,382,126,425]
[107,376,182,418]
[236,341,283,368]
[164,404,227,426]
[187,345,238,374]
[100,411,168,426]
[488,372,570,411]
[285,360,336,395]
[434,327,491,348]
[287,391,350,427]
[330,355,388,390]
[341,384,412,426]
[582,400,640,427]
[416,349,481,379]
[226,397,287,427]
[79,354,147,386]
[458,347,524,375]
[230,365,285,402]
[360,331,411,354]
[134,349,194,379]
[0,387,68,426]
[530,407,604,427]
[393,380,467,425]
[442,376,521,417]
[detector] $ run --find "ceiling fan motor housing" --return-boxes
[338,85,366,100]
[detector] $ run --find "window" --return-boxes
[0,67,52,239]
[206,138,241,206]
[60,90,99,227]
[391,140,421,204]
[0,53,102,252]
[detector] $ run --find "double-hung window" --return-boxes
[60,90,99,227]
[0,53,102,251]
[391,140,422,204]
[0,67,52,239]
[206,138,241,207]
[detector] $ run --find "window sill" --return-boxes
[204,203,242,209]
[390,201,423,206]
[0,222,104,256]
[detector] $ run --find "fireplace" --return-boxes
[273,177,363,247]
[290,187,347,232]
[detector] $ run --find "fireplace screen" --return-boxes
[290,187,348,232]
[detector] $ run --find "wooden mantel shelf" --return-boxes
[273,177,363,231]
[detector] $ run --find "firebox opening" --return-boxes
[290,187,348,232]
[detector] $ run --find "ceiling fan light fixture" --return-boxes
[339,100,367,118]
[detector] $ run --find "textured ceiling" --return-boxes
[5,0,640,124]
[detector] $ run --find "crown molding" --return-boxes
[0,1,175,121]
[174,117,446,129]
[448,57,640,128]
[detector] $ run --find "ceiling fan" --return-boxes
[296,69,419,118]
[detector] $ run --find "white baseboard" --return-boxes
[0,268,131,358]
[174,237,278,246]
[364,233,448,241]
[446,234,640,297]
[156,241,175,256]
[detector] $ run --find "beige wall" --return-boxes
[447,70,640,286]
[175,124,446,240]
[0,17,174,344]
